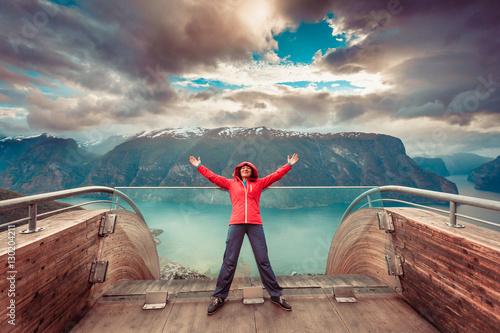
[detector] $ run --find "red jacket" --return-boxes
[197,162,292,225]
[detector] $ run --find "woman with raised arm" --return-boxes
[190,154,299,315]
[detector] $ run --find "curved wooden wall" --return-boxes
[0,208,159,333]
[326,208,400,291]
[386,208,499,333]
[326,207,500,333]
[92,209,160,301]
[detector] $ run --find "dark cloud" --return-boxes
[222,89,339,128]
[1,0,341,87]
[274,0,337,22]
[214,110,253,124]
[318,0,500,124]
[254,102,267,109]
[0,0,306,132]
[0,0,499,156]
[191,88,221,101]
[336,102,366,121]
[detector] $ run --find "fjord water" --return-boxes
[118,187,373,278]
[60,187,374,277]
[446,175,500,225]
[141,200,347,277]
[59,178,499,277]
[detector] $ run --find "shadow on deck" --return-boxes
[71,274,438,333]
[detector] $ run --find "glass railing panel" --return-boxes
[337,187,384,224]
[379,191,500,229]
[112,187,379,277]
[57,193,116,210]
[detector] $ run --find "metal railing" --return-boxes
[0,186,145,233]
[2,185,498,234]
[341,186,500,228]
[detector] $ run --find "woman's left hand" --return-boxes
[288,153,299,166]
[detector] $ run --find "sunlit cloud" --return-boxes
[0,106,28,119]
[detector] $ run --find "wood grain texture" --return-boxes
[326,207,500,333]
[72,274,438,333]
[325,208,401,291]
[91,209,160,302]
[386,208,500,333]
[0,210,107,333]
[0,208,160,333]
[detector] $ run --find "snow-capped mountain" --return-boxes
[0,127,458,199]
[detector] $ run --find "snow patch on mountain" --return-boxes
[0,133,55,142]
[136,126,208,139]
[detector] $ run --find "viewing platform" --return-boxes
[72,274,438,332]
[1,186,499,332]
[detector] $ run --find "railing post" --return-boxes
[450,201,456,225]
[113,195,121,210]
[367,194,373,208]
[444,201,464,228]
[20,204,45,234]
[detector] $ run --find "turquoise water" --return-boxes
[446,175,500,225]
[60,178,499,277]
[144,201,346,277]
[60,196,349,277]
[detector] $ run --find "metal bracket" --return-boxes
[243,287,264,304]
[333,286,357,303]
[443,222,465,228]
[99,214,117,236]
[20,227,45,234]
[89,260,109,284]
[377,211,394,232]
[143,291,168,310]
[385,254,404,276]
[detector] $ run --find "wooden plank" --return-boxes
[178,278,215,293]
[107,280,138,295]
[71,299,172,332]
[111,280,191,295]
[357,294,438,333]
[73,277,444,333]
[311,274,388,292]
[110,280,146,295]
[249,276,263,287]
[276,274,318,288]
[329,293,436,333]
[254,295,349,333]
[162,298,255,333]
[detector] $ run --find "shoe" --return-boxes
[207,296,225,315]
[270,296,292,311]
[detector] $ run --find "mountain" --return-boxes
[0,137,97,194]
[467,156,500,193]
[81,127,457,206]
[438,153,494,175]
[78,134,132,155]
[83,128,208,187]
[0,134,56,172]
[0,127,457,204]
[413,157,450,177]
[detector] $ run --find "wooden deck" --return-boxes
[71,274,438,333]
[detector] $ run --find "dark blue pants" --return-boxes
[213,224,282,299]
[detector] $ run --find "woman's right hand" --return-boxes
[190,156,201,167]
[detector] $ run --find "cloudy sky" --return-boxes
[1,0,499,157]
